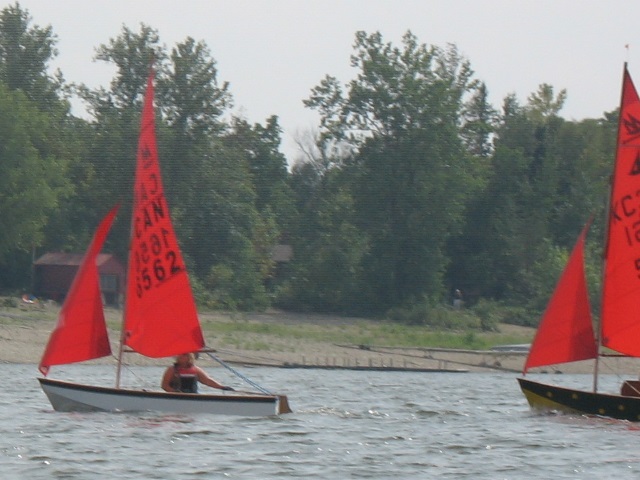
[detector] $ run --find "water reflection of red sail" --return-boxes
[38,69,290,416]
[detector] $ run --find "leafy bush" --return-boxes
[386,301,486,330]
[471,299,536,327]
[2,297,17,308]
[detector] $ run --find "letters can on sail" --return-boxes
[123,70,205,358]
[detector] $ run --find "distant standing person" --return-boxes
[161,353,234,393]
[453,289,463,309]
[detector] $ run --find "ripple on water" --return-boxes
[6,366,640,478]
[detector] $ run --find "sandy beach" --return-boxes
[2,303,638,376]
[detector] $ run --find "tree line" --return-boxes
[0,4,616,326]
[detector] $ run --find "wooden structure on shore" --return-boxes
[33,252,125,305]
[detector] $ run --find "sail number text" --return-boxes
[133,197,182,298]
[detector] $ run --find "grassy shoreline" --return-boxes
[2,301,537,351]
[198,312,535,352]
[0,302,539,372]
[7,304,640,375]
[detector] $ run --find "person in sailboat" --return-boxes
[161,353,234,393]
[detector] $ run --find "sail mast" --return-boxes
[115,63,156,389]
[116,62,205,389]
[593,62,630,392]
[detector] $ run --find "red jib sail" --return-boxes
[39,205,120,375]
[123,69,205,358]
[601,65,640,357]
[523,221,596,373]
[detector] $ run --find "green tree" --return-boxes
[304,31,481,312]
[162,36,230,138]
[161,36,231,206]
[186,141,269,310]
[0,85,69,274]
[82,24,278,310]
[461,81,497,158]
[284,159,368,313]
[222,117,297,298]
[527,83,567,122]
[92,24,165,110]
[78,24,166,258]
[226,117,295,224]
[456,83,612,310]
[0,3,64,111]
[0,3,74,289]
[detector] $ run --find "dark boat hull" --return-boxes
[518,377,640,421]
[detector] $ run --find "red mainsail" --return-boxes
[123,69,205,357]
[601,65,640,357]
[39,205,119,375]
[523,222,596,373]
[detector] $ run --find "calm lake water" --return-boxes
[2,363,640,479]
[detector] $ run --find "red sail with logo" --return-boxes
[39,205,119,375]
[523,221,596,373]
[123,69,205,357]
[517,65,640,422]
[601,66,640,357]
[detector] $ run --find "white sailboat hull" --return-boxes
[39,377,283,416]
